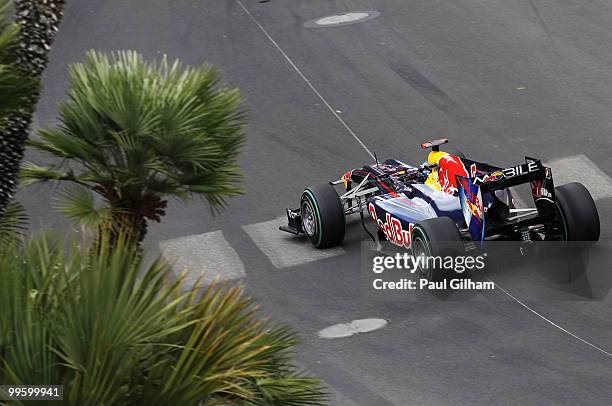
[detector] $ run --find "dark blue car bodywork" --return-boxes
[281,140,559,247]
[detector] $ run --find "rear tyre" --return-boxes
[554,182,600,241]
[411,217,464,281]
[301,184,345,248]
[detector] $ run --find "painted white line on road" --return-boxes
[235,0,375,160]
[303,11,381,28]
[510,188,529,208]
[318,319,388,339]
[488,278,612,358]
[243,217,345,269]
[547,154,612,200]
[316,13,370,26]
[159,230,246,286]
[510,154,611,207]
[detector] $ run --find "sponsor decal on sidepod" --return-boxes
[368,203,414,248]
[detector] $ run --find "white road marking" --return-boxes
[488,278,612,358]
[303,11,381,28]
[546,154,612,200]
[235,0,375,160]
[492,155,612,358]
[513,196,529,208]
[510,154,611,207]
[234,1,612,359]
[510,188,529,208]
[159,230,246,286]
[316,13,370,26]
[318,319,388,339]
[243,217,345,269]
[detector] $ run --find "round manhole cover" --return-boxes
[304,11,380,28]
[317,318,388,339]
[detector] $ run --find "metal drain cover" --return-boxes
[304,11,380,28]
[317,318,388,339]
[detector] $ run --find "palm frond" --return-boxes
[0,65,36,115]
[24,50,247,241]
[0,0,66,223]
[0,200,28,249]
[0,229,326,405]
[19,162,83,187]
[52,185,113,230]
[0,0,17,55]
[0,1,37,116]
[250,377,328,406]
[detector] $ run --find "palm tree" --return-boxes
[0,0,66,221]
[0,230,327,405]
[0,200,27,250]
[0,0,39,254]
[0,0,34,118]
[21,50,245,243]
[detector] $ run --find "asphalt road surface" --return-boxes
[19,0,612,404]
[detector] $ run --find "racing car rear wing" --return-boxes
[474,158,549,192]
[456,157,557,241]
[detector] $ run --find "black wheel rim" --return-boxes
[412,236,432,280]
[301,199,316,237]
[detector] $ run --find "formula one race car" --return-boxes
[280,139,600,276]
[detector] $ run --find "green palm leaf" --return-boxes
[0,230,327,405]
[19,162,82,187]
[22,50,246,243]
[0,200,28,250]
[0,0,66,222]
[52,185,114,230]
[0,1,37,117]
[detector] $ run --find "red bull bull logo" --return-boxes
[341,170,352,188]
[466,197,483,219]
[457,176,486,241]
[458,177,484,219]
[437,154,469,194]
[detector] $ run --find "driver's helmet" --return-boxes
[426,150,469,195]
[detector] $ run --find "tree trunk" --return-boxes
[105,209,148,249]
[0,0,66,221]
[91,210,147,261]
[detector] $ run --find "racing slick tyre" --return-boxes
[554,182,600,241]
[301,184,346,248]
[411,217,465,281]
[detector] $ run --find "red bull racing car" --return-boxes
[280,139,600,276]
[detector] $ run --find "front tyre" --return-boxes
[301,184,345,248]
[411,217,464,281]
[555,182,600,241]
